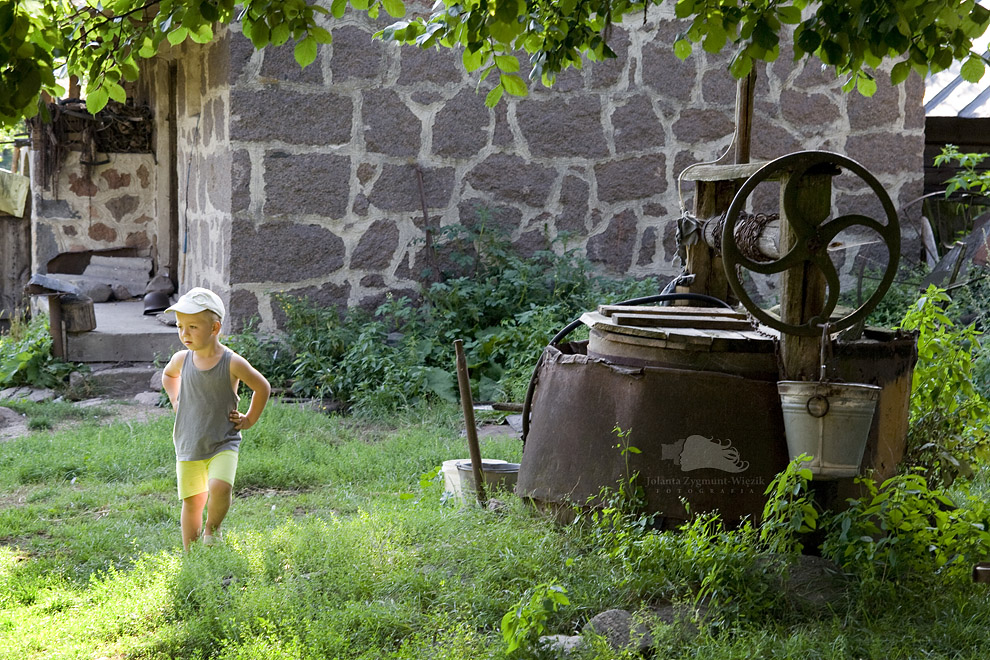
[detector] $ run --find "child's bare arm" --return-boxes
[229,354,271,431]
[161,352,184,409]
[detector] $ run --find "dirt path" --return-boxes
[0,398,171,442]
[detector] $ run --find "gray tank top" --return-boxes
[173,348,241,461]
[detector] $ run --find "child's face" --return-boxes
[175,310,220,351]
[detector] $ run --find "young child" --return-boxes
[161,287,271,552]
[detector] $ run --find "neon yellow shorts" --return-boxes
[176,450,239,500]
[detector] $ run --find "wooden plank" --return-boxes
[581,312,714,346]
[0,170,30,218]
[598,305,747,319]
[612,313,755,331]
[678,161,768,182]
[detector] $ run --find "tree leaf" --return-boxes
[495,54,519,72]
[777,5,801,24]
[485,84,504,107]
[310,26,333,44]
[856,73,877,97]
[166,26,189,46]
[383,0,405,19]
[331,0,347,19]
[294,35,318,68]
[499,72,527,97]
[462,47,485,72]
[107,81,126,103]
[890,60,911,85]
[248,20,270,49]
[961,55,985,83]
[271,22,291,46]
[189,23,214,44]
[86,86,110,114]
[673,38,692,60]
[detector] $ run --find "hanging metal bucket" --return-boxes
[777,381,881,478]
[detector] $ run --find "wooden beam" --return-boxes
[778,172,833,380]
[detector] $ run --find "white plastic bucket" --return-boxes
[777,381,881,478]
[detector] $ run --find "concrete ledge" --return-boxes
[65,301,182,363]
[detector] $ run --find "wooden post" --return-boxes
[778,171,833,380]
[683,179,738,302]
[734,70,757,165]
[48,295,65,360]
[454,339,487,506]
[678,162,765,302]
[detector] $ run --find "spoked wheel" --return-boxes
[721,151,900,336]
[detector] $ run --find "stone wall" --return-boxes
[215,3,924,331]
[170,33,235,297]
[32,3,926,332]
[30,150,158,273]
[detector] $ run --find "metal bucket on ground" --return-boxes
[777,381,881,478]
[456,460,520,499]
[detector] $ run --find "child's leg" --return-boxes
[203,451,239,541]
[177,459,210,552]
[204,478,232,537]
[181,492,208,552]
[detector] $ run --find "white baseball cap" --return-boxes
[165,287,225,322]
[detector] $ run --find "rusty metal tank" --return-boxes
[516,304,917,523]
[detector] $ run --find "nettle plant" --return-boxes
[898,286,990,488]
[934,144,990,197]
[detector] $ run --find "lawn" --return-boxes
[2,401,990,659]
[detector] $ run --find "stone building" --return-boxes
[27,3,925,332]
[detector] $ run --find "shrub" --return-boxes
[228,219,660,414]
[898,286,990,487]
[0,313,80,389]
[822,472,990,583]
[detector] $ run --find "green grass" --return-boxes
[2,402,990,659]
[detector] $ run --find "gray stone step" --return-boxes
[64,301,182,363]
[68,364,163,399]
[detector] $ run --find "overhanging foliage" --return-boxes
[2,0,989,123]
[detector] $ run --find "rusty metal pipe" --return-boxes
[454,339,487,506]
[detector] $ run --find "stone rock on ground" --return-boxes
[537,634,585,656]
[69,364,161,399]
[760,554,849,616]
[583,608,653,653]
[0,406,28,441]
[133,391,161,406]
[0,387,57,403]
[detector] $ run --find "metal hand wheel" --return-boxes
[721,151,900,336]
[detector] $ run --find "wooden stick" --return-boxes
[454,339,487,506]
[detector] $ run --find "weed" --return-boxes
[898,286,990,487]
[501,582,571,656]
[0,314,81,389]
[822,471,990,583]
[223,218,659,416]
